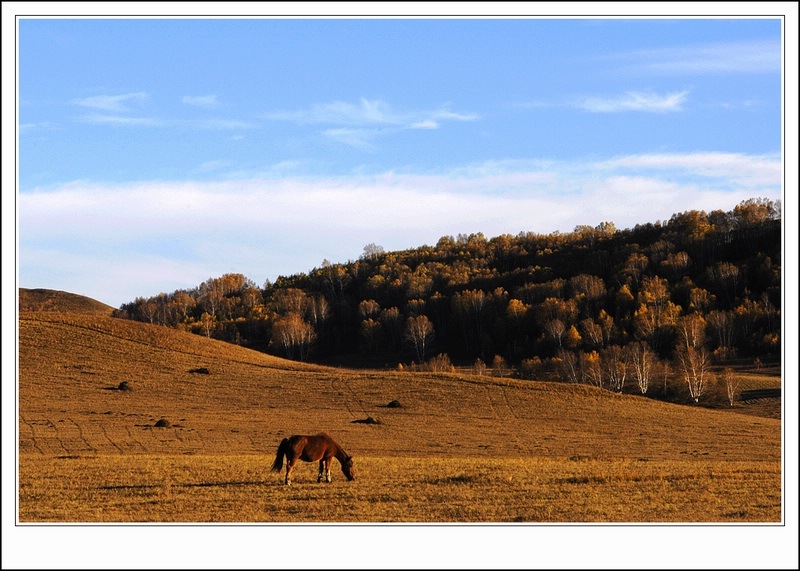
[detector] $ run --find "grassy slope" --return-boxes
[18,290,780,463]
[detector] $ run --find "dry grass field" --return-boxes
[16,290,783,527]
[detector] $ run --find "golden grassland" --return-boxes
[19,454,781,523]
[17,291,783,524]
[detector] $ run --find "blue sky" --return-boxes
[11,9,791,308]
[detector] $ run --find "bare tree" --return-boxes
[707,310,736,351]
[557,349,581,384]
[492,354,508,377]
[404,315,434,362]
[675,312,713,403]
[602,345,628,393]
[675,346,713,403]
[199,312,216,338]
[544,318,566,350]
[721,367,740,407]
[580,350,604,388]
[579,318,604,349]
[361,243,385,261]
[629,342,656,395]
[677,313,706,349]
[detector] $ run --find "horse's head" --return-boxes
[341,456,356,481]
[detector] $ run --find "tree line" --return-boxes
[114,197,781,404]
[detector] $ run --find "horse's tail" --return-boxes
[271,438,289,472]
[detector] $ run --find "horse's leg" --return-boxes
[284,459,294,485]
[324,458,332,483]
[318,460,325,483]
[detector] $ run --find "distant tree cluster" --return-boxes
[115,198,781,404]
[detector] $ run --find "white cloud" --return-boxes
[626,39,781,75]
[182,94,220,108]
[18,151,781,306]
[578,90,689,113]
[72,92,148,112]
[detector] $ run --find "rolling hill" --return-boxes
[18,288,780,463]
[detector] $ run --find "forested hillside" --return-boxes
[115,198,781,403]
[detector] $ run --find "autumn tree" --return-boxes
[199,312,216,338]
[380,307,404,350]
[451,289,487,352]
[634,276,680,354]
[173,291,196,322]
[360,318,383,356]
[272,313,316,361]
[358,299,381,320]
[705,262,743,308]
[506,298,530,355]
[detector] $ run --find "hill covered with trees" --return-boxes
[115,197,781,404]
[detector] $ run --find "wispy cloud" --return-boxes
[72,92,148,112]
[182,95,221,108]
[76,114,252,130]
[195,160,233,173]
[618,39,781,75]
[263,98,478,148]
[19,121,60,135]
[322,128,380,149]
[78,114,164,126]
[410,120,439,129]
[598,151,780,188]
[577,90,689,113]
[70,92,251,130]
[193,118,254,130]
[265,98,478,129]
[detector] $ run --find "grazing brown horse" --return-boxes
[271,432,356,485]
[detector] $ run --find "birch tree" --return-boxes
[629,342,656,394]
[721,367,740,406]
[675,345,712,403]
[404,315,435,362]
